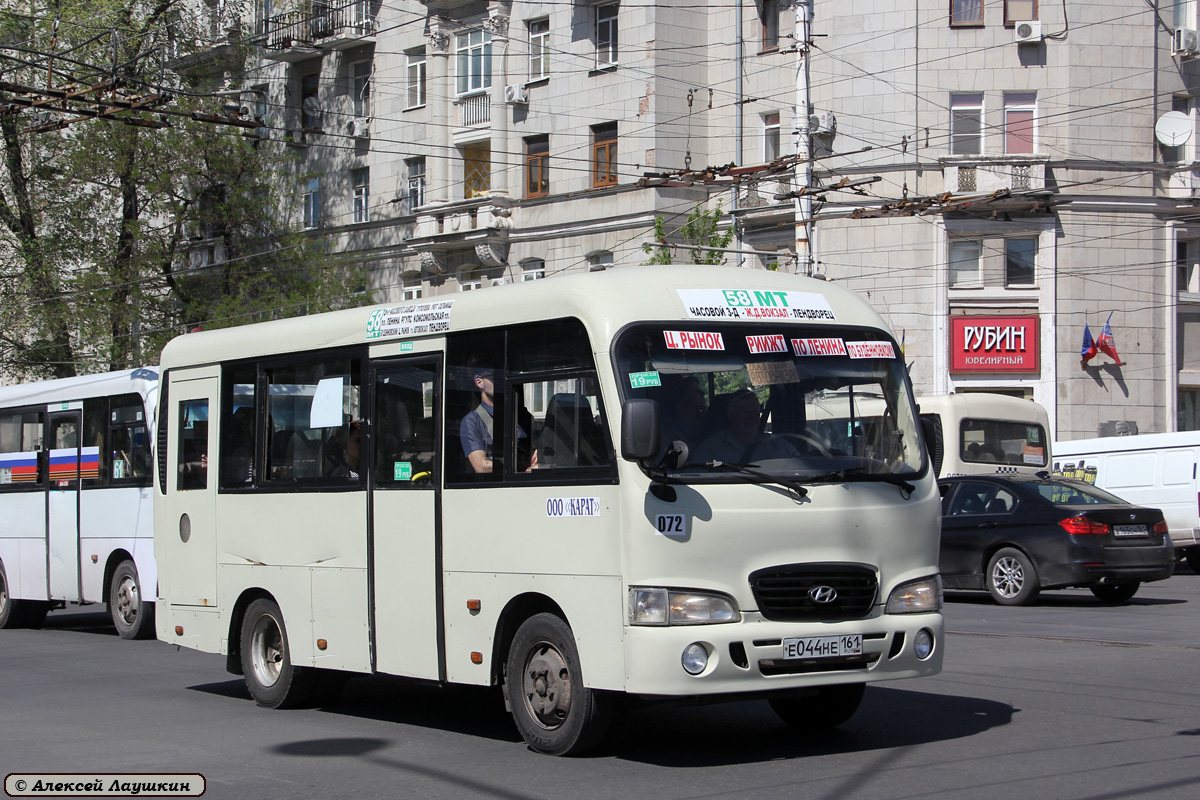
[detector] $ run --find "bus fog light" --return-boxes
[914,628,935,660]
[681,642,709,675]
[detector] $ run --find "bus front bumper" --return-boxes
[621,610,944,696]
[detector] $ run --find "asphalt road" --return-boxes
[2,566,1198,800]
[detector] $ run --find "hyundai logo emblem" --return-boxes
[809,585,838,604]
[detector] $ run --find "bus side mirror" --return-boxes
[621,398,661,461]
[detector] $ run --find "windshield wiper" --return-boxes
[803,466,916,494]
[686,460,809,499]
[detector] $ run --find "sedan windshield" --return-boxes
[615,323,925,482]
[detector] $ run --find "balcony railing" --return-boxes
[939,155,1047,194]
[455,91,491,127]
[263,1,375,54]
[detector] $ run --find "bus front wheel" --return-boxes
[504,613,612,756]
[240,598,315,709]
[110,560,155,640]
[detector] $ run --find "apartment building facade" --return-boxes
[179,1,1200,441]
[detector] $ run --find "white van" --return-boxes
[1053,432,1200,572]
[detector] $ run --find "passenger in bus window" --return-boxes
[661,375,707,450]
[327,419,361,479]
[693,389,797,465]
[221,408,255,485]
[461,361,535,474]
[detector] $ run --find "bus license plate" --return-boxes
[1113,524,1147,537]
[782,634,863,659]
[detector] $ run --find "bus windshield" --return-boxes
[615,323,925,482]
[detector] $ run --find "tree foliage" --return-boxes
[642,202,735,266]
[0,1,368,380]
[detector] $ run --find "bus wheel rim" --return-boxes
[250,614,285,687]
[115,575,139,624]
[522,641,573,730]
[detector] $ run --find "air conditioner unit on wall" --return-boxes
[503,84,528,105]
[1014,20,1043,44]
[348,117,370,138]
[1175,27,1200,58]
[808,111,836,135]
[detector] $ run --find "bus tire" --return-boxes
[110,560,155,640]
[505,612,612,756]
[1186,548,1200,574]
[240,598,315,709]
[0,562,26,629]
[986,547,1040,606]
[769,683,866,729]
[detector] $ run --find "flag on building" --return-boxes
[1097,313,1122,365]
[1080,323,1098,367]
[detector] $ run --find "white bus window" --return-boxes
[221,365,257,489]
[517,379,609,470]
[178,400,208,491]
[960,418,1046,467]
[375,362,438,488]
[0,410,43,486]
[264,358,362,484]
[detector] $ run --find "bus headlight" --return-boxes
[628,588,741,626]
[886,575,943,613]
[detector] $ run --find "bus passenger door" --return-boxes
[160,374,218,608]
[46,410,83,602]
[370,357,442,680]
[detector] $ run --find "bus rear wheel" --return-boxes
[110,560,155,640]
[240,598,315,709]
[770,683,866,729]
[504,613,612,756]
[0,562,44,629]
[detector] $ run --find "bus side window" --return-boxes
[178,400,208,491]
[374,363,437,489]
[0,409,43,487]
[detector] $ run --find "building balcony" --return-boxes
[406,196,513,276]
[939,154,1049,194]
[454,91,491,131]
[261,1,376,62]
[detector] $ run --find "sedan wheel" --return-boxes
[986,547,1040,606]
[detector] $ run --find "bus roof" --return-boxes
[0,367,159,408]
[917,393,1050,426]
[159,266,892,370]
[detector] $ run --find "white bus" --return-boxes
[1053,432,1200,571]
[0,368,158,638]
[917,393,1051,478]
[154,266,943,755]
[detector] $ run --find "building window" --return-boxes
[302,177,320,229]
[256,0,273,37]
[1005,1,1037,23]
[596,4,619,67]
[459,266,482,291]
[402,273,423,301]
[1004,93,1035,155]
[1181,390,1200,431]
[456,29,492,95]
[761,0,780,50]
[301,73,321,131]
[588,252,614,272]
[406,158,425,212]
[1179,239,1199,293]
[949,239,982,286]
[526,136,549,198]
[763,112,780,162]
[1177,1,1195,29]
[592,122,618,187]
[950,93,983,155]
[522,259,545,281]
[529,18,550,80]
[352,168,369,224]
[406,48,426,109]
[1163,96,1194,164]
[1004,238,1036,286]
[351,60,372,119]
[463,142,490,198]
[951,0,984,26]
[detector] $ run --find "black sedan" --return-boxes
[938,474,1175,605]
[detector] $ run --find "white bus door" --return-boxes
[46,410,82,602]
[370,358,442,680]
[161,374,218,608]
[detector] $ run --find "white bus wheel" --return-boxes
[110,561,154,640]
[240,598,315,709]
[0,562,19,629]
[504,613,612,756]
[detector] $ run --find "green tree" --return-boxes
[642,201,735,266]
[0,1,368,380]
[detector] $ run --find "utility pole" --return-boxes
[793,0,814,276]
